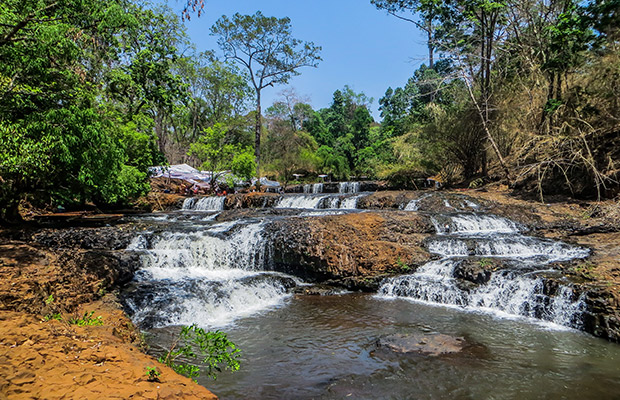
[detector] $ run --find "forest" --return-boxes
[1,0,618,221]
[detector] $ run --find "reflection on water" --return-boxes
[144,293,620,400]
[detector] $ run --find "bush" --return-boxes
[159,325,241,381]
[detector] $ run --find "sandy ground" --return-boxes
[0,299,217,400]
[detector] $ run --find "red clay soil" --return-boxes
[0,302,217,400]
[0,240,218,399]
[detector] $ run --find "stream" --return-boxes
[121,191,620,399]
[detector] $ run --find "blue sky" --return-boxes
[167,0,428,118]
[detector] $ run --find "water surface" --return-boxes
[145,293,620,400]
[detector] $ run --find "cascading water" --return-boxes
[276,194,327,209]
[403,193,432,211]
[124,221,298,328]
[122,192,620,399]
[276,194,362,210]
[340,194,362,209]
[378,212,590,328]
[182,196,225,211]
[304,183,324,193]
[339,181,360,193]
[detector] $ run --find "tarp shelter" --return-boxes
[253,177,281,188]
[149,164,212,185]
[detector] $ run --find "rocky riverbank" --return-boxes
[1,186,619,398]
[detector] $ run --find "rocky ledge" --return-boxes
[265,211,434,290]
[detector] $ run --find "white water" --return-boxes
[303,183,324,194]
[431,213,520,235]
[276,194,326,209]
[379,212,590,329]
[340,195,363,209]
[126,222,296,328]
[339,182,360,193]
[403,194,432,211]
[182,196,225,211]
[276,194,362,210]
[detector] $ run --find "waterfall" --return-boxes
[182,196,225,211]
[304,183,324,193]
[339,182,360,194]
[325,197,341,209]
[276,194,327,209]
[340,195,362,209]
[403,194,432,211]
[378,212,590,328]
[124,222,298,328]
[430,213,520,235]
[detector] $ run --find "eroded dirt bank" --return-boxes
[0,237,217,399]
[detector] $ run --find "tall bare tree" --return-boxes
[211,12,321,177]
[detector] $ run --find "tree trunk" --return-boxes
[427,20,434,69]
[254,89,262,179]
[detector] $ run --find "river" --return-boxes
[121,190,620,399]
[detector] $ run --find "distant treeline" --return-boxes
[1,0,618,221]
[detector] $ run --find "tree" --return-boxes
[211,11,321,178]
[372,0,444,68]
[264,95,319,183]
[189,123,255,185]
[266,88,313,131]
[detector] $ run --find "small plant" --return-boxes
[43,313,62,322]
[159,324,241,381]
[42,294,63,322]
[145,366,161,382]
[478,258,493,268]
[573,262,596,280]
[68,311,103,326]
[396,257,410,272]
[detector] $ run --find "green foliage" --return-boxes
[0,0,191,220]
[396,257,411,272]
[159,325,241,381]
[380,162,430,190]
[68,311,104,327]
[145,366,161,382]
[189,123,255,183]
[43,313,63,322]
[303,87,377,177]
[478,258,493,268]
[231,151,257,182]
[211,11,322,176]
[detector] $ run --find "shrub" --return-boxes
[159,325,241,381]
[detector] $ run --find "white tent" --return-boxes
[149,164,212,183]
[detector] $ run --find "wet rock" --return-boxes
[583,288,620,342]
[294,284,343,296]
[453,259,494,285]
[32,226,137,250]
[375,333,465,356]
[265,211,433,286]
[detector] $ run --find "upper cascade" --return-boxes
[182,196,225,211]
[339,182,360,193]
[430,213,521,235]
[275,194,361,210]
[303,183,324,194]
